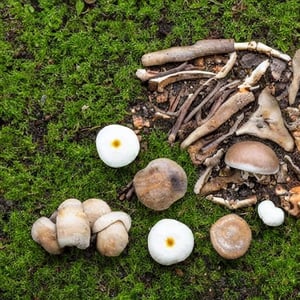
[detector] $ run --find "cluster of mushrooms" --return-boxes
[31,198,131,257]
[32,39,300,265]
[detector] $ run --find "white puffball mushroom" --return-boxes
[257,200,285,227]
[31,217,63,255]
[147,219,194,266]
[56,198,91,249]
[96,124,140,168]
[92,211,132,256]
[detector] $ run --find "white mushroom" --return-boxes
[82,198,111,228]
[56,199,91,249]
[257,200,285,227]
[92,211,131,256]
[236,86,294,152]
[147,219,194,266]
[31,217,63,255]
[96,124,140,168]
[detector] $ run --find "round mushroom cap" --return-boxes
[31,217,63,255]
[133,158,188,211]
[96,124,140,168]
[257,200,285,227]
[82,198,112,227]
[210,214,252,259]
[224,141,279,175]
[147,219,194,266]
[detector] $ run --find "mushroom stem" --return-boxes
[141,39,235,66]
[206,195,257,210]
[181,90,255,149]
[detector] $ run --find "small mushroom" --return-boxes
[257,200,285,226]
[56,199,91,249]
[133,158,187,211]
[96,124,140,168]
[31,217,63,255]
[92,211,131,256]
[147,219,194,266]
[236,86,294,152]
[210,214,252,259]
[82,198,112,228]
[224,141,279,179]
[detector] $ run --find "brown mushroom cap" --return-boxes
[224,141,279,175]
[133,158,187,211]
[210,214,252,259]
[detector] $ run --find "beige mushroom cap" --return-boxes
[31,217,63,255]
[56,198,91,249]
[92,211,132,256]
[210,214,252,259]
[224,141,279,175]
[133,158,188,211]
[82,198,111,228]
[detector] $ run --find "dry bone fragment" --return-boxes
[276,185,300,218]
[206,194,257,210]
[288,49,300,105]
[236,86,295,152]
[194,148,224,194]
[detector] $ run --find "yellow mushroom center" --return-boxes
[111,139,121,148]
[165,237,175,248]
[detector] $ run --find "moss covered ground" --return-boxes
[1,0,300,299]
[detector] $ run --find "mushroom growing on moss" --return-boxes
[92,211,131,256]
[56,199,91,249]
[96,124,140,168]
[210,214,252,259]
[257,200,285,227]
[147,219,194,266]
[31,217,63,255]
[133,158,187,211]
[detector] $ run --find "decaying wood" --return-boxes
[141,39,235,66]
[181,91,255,149]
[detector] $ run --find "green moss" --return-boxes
[1,0,300,299]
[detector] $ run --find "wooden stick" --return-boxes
[142,39,235,66]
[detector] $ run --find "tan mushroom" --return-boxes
[133,158,187,211]
[56,198,91,249]
[82,198,112,228]
[236,86,294,152]
[31,217,63,255]
[92,211,131,256]
[224,141,279,181]
[210,214,252,259]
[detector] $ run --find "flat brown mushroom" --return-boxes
[210,214,252,259]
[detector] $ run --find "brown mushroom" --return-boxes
[133,158,187,211]
[224,141,279,176]
[210,214,252,259]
